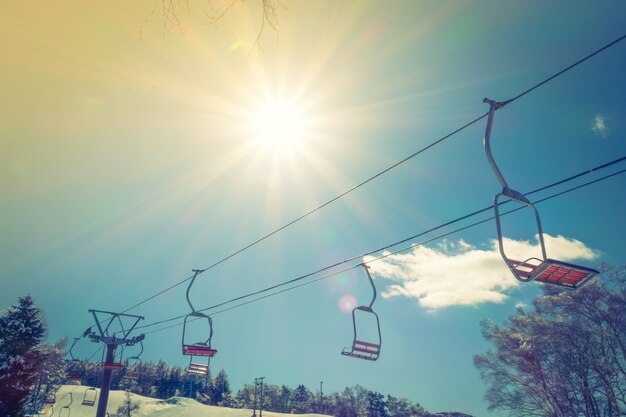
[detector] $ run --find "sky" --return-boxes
[1,1,626,416]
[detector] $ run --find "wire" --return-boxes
[121,112,488,313]
[51,344,104,404]
[143,166,626,337]
[137,156,626,333]
[122,33,626,315]
[498,34,626,108]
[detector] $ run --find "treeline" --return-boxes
[0,296,456,417]
[65,359,437,417]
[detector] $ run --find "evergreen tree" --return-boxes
[24,340,67,414]
[291,384,312,414]
[366,391,387,417]
[210,370,230,405]
[235,383,256,409]
[0,295,48,416]
[385,395,424,417]
[114,391,140,417]
[279,385,291,413]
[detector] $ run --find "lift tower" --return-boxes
[85,310,144,417]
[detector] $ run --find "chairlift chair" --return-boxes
[342,264,382,361]
[483,98,598,289]
[81,387,97,406]
[123,341,143,380]
[59,393,72,417]
[65,338,83,384]
[182,270,218,373]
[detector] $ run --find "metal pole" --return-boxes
[259,378,264,417]
[95,344,116,417]
[320,381,323,413]
[252,379,258,417]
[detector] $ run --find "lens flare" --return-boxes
[338,294,357,313]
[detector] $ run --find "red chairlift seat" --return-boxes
[510,259,597,289]
[124,370,139,380]
[342,339,380,361]
[183,344,218,357]
[482,98,599,289]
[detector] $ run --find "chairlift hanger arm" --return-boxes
[129,340,144,360]
[185,269,203,313]
[483,98,511,192]
[69,337,80,361]
[360,263,377,309]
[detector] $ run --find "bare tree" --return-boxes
[141,0,284,46]
[474,265,626,417]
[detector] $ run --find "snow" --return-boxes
[39,385,332,417]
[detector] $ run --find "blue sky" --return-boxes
[1,2,626,416]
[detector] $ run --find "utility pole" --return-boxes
[259,377,264,417]
[84,310,144,417]
[252,380,257,417]
[253,377,265,417]
[319,381,323,414]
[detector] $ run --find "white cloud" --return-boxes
[364,234,598,311]
[591,114,610,138]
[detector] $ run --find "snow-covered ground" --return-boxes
[40,385,332,417]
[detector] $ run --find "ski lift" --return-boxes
[81,387,97,406]
[65,338,83,384]
[59,393,72,417]
[123,341,143,380]
[483,98,599,289]
[182,270,217,373]
[342,264,382,361]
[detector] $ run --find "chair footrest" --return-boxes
[187,362,209,375]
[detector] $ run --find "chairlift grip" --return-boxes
[185,269,203,313]
[359,263,377,309]
[483,98,512,193]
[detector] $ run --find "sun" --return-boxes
[246,95,310,157]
